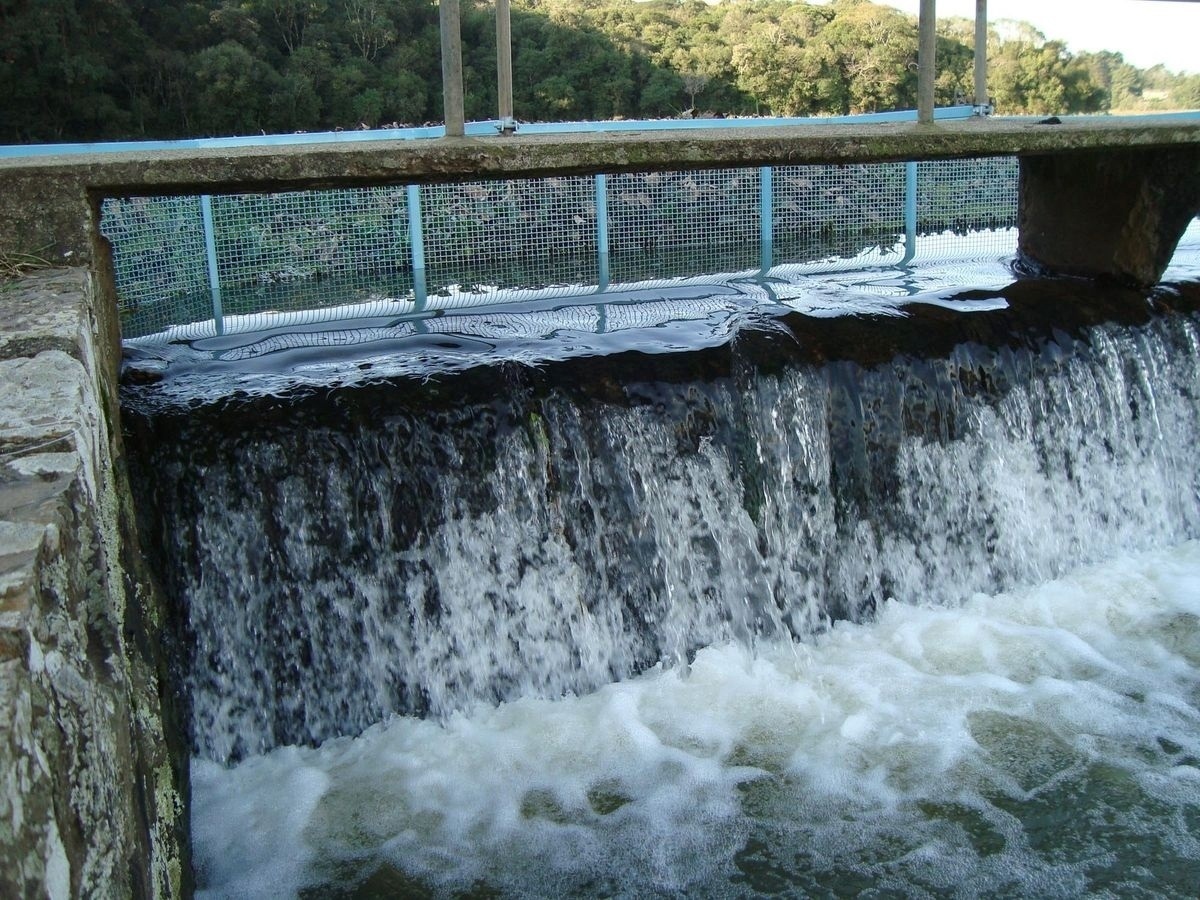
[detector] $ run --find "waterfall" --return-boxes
[123,282,1200,766]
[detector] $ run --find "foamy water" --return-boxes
[193,541,1200,898]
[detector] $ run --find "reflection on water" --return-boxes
[122,233,1021,408]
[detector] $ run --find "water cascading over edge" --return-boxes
[123,283,1200,764]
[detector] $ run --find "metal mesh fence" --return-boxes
[101,196,211,338]
[102,156,1029,343]
[773,162,908,270]
[211,187,413,313]
[422,176,596,299]
[913,157,1018,261]
[606,168,762,282]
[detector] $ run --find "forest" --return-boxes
[2,0,1198,143]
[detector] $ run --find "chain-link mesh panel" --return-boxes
[913,157,1018,261]
[607,169,761,283]
[773,163,908,270]
[101,196,211,338]
[422,177,597,305]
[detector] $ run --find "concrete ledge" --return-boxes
[0,270,187,897]
[4,117,1200,194]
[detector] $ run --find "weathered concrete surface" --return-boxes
[0,171,92,270]
[1,114,1198,263]
[0,269,188,897]
[1018,146,1200,285]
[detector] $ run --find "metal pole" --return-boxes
[199,194,224,335]
[440,0,465,137]
[759,167,773,272]
[496,0,515,134]
[901,162,918,265]
[918,0,937,124]
[595,174,610,290]
[974,0,988,111]
[407,184,428,309]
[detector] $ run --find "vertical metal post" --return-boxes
[918,0,937,124]
[407,184,428,309]
[595,174,610,290]
[440,0,465,137]
[901,161,919,266]
[199,194,224,335]
[759,166,773,272]
[496,0,515,133]
[974,0,988,111]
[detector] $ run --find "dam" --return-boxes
[3,104,1200,896]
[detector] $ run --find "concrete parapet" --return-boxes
[0,270,188,897]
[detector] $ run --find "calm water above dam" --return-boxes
[122,244,1200,898]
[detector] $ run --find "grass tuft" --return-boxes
[0,247,55,281]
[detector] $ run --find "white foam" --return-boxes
[193,541,1200,897]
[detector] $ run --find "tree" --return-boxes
[381,69,429,125]
[730,8,845,116]
[640,68,684,117]
[248,0,327,55]
[344,0,395,62]
[680,72,710,111]
[0,0,1160,143]
[188,40,283,135]
[1173,75,1200,111]
[533,75,578,116]
[819,3,918,113]
[935,20,977,105]
[989,33,1104,115]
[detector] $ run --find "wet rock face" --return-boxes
[0,270,187,897]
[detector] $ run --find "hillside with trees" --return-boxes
[1,0,1197,143]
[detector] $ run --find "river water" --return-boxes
[191,543,1200,898]
[122,237,1200,898]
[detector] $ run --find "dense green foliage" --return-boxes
[2,0,1197,142]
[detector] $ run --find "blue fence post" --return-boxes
[595,173,610,290]
[760,166,773,272]
[407,184,428,309]
[901,161,919,266]
[199,194,224,335]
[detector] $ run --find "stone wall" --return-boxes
[0,269,188,897]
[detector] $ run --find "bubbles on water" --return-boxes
[192,542,1200,898]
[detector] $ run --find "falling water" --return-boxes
[123,266,1200,898]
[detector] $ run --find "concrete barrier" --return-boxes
[0,269,188,897]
